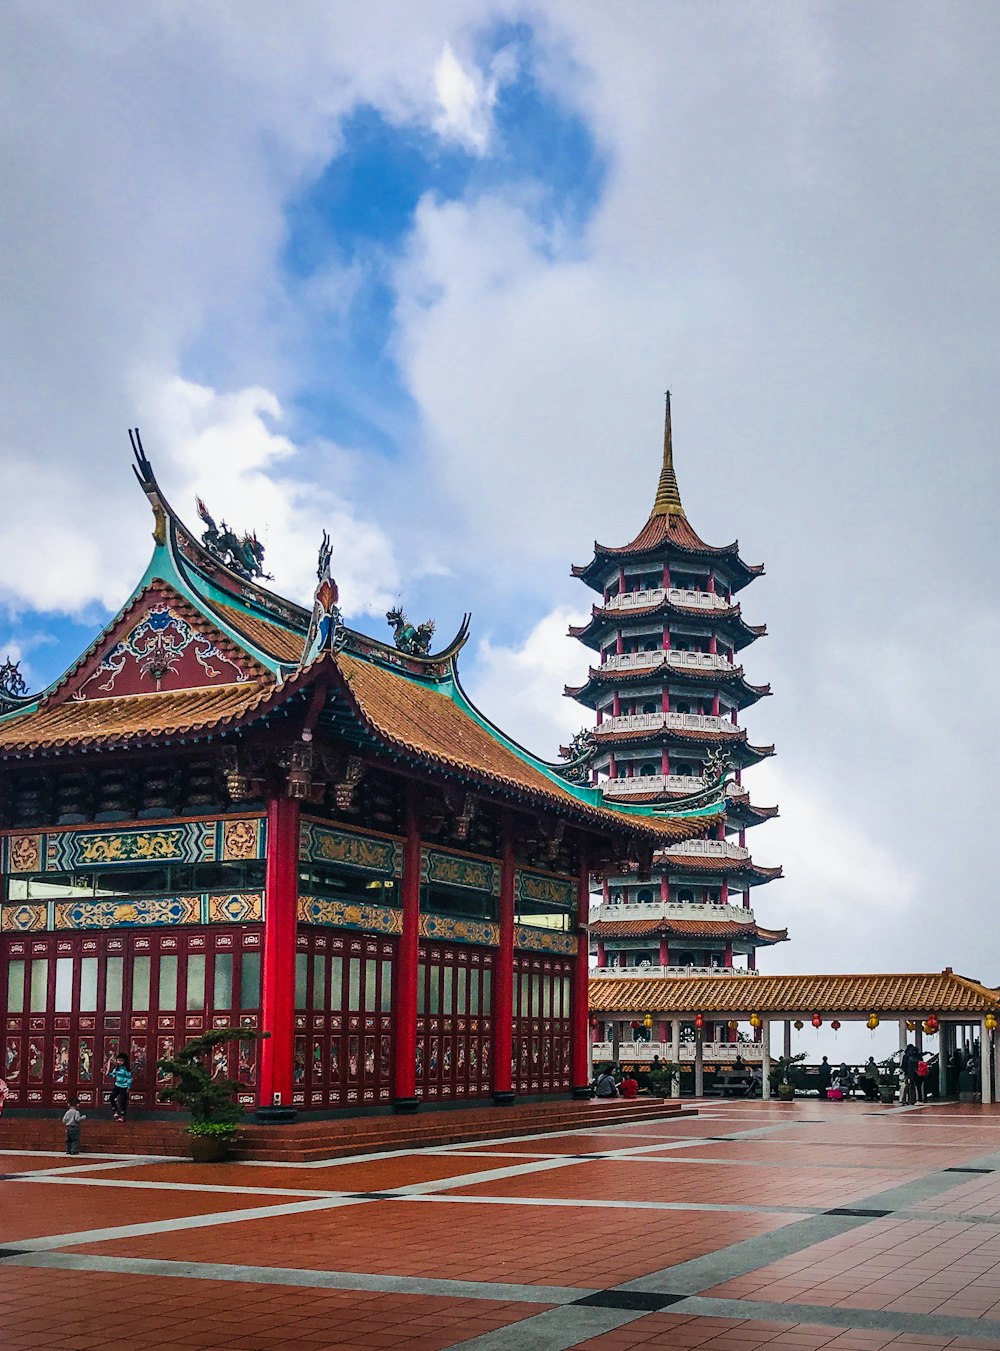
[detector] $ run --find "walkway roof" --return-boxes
[590,968,1000,1018]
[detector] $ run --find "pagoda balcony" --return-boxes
[600,650,732,673]
[591,964,761,979]
[592,1041,765,1063]
[662,838,750,862]
[591,900,755,923]
[599,711,740,735]
[604,587,730,613]
[602,772,706,795]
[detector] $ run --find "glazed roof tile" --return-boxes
[590,917,787,942]
[331,653,721,842]
[657,854,783,881]
[208,600,306,664]
[0,683,271,754]
[589,969,1000,1016]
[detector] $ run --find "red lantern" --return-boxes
[589,1015,599,1030]
[924,1014,939,1036]
[811,1013,822,1029]
[630,1020,640,1030]
[831,1019,841,1032]
[694,1013,705,1031]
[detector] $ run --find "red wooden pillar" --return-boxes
[659,936,670,966]
[259,793,300,1108]
[492,818,516,1105]
[393,787,421,1112]
[571,843,592,1097]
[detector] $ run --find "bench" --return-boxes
[709,1072,751,1097]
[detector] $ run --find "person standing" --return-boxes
[62,1096,85,1154]
[901,1044,918,1105]
[817,1056,832,1100]
[863,1057,880,1101]
[916,1055,930,1101]
[109,1053,132,1121]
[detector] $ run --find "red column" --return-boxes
[612,691,621,717]
[743,887,751,910]
[596,940,606,965]
[748,948,757,971]
[712,690,720,716]
[721,877,729,905]
[616,630,624,655]
[662,625,670,649]
[660,873,669,902]
[659,937,670,966]
[393,788,422,1111]
[661,747,670,775]
[571,844,592,1097]
[492,820,516,1105]
[709,635,717,654]
[662,564,670,588]
[259,793,300,1109]
[724,942,733,967]
[708,574,716,594]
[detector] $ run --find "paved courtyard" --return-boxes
[3,1100,1000,1348]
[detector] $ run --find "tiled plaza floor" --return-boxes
[3,1100,1000,1348]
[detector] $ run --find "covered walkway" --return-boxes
[590,968,1000,1102]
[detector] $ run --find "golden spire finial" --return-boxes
[652,390,684,517]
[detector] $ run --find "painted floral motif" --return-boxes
[419,914,499,947]
[28,817,264,874]
[75,603,248,698]
[0,904,46,932]
[55,897,201,929]
[297,895,403,935]
[207,893,264,924]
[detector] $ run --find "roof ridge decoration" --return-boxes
[652,390,684,518]
[301,531,346,666]
[0,657,32,715]
[195,497,272,583]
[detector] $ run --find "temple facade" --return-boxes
[565,398,786,1045]
[0,435,724,1116]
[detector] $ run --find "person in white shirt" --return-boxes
[62,1096,85,1155]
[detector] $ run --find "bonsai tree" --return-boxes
[157,1026,269,1138]
[770,1053,807,1097]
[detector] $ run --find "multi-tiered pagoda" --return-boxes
[567,397,785,1024]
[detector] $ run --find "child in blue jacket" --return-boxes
[109,1054,132,1121]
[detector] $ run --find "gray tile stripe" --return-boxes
[669,1294,1000,1343]
[0,1250,590,1305]
[447,1305,642,1350]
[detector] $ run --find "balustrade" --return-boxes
[603,588,729,612]
[600,650,732,673]
[599,711,740,735]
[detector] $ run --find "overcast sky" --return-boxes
[2,3,997,1057]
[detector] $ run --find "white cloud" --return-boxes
[432,42,498,153]
[142,376,401,616]
[467,604,588,759]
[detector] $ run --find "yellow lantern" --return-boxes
[867,1013,880,1031]
[748,1013,761,1029]
[643,1013,653,1030]
[906,1020,916,1031]
[986,1013,998,1033]
[728,1021,739,1031]
[793,1019,804,1030]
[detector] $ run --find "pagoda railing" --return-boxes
[600,650,732,673]
[603,588,730,613]
[599,711,740,735]
[592,900,755,923]
[662,838,749,862]
[592,1040,765,1063]
[601,772,705,795]
[591,965,761,979]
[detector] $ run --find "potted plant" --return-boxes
[647,1064,681,1098]
[770,1053,806,1102]
[878,1070,899,1105]
[157,1026,268,1162]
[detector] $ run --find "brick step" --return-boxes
[1,1099,693,1162]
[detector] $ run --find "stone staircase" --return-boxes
[1,1098,694,1163]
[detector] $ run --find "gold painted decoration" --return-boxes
[7,834,42,873]
[222,818,262,861]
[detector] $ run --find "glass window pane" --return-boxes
[532,974,541,1018]
[294,953,308,1009]
[6,959,25,1014]
[442,965,453,1014]
[158,955,178,1010]
[364,959,377,1013]
[131,955,151,1011]
[214,953,233,1009]
[30,959,49,1012]
[482,968,491,1013]
[416,963,427,1015]
[186,954,206,1011]
[455,966,467,1015]
[468,968,479,1014]
[79,957,98,1012]
[330,956,343,1008]
[312,954,327,1011]
[348,958,361,1011]
[380,960,392,1013]
[519,973,529,1017]
[240,952,261,1009]
[105,957,123,1012]
[563,975,571,1018]
[429,965,440,1015]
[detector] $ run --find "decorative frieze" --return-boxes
[0,891,264,932]
[299,821,402,877]
[422,847,500,896]
[1,816,266,874]
[419,913,499,947]
[515,926,577,956]
[515,870,575,909]
[297,895,403,935]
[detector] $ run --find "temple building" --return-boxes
[565,398,786,1043]
[0,435,725,1116]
